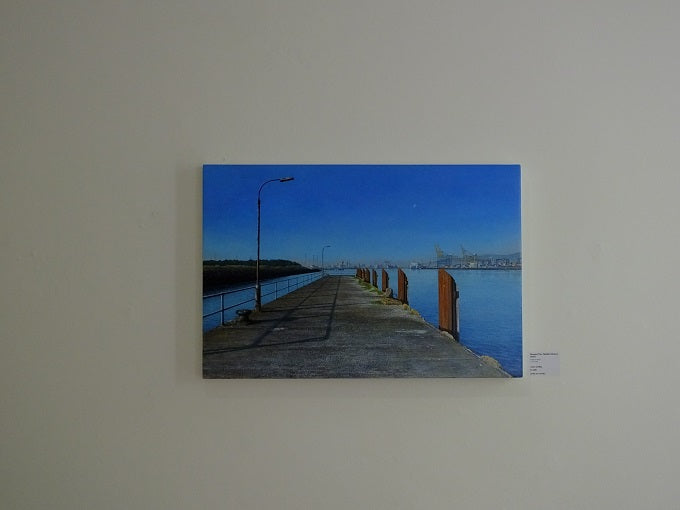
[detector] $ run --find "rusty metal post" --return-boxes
[397,268,408,304]
[381,269,388,292]
[438,269,460,340]
[372,269,378,287]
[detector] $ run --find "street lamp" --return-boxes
[256,176,294,311]
[321,245,331,275]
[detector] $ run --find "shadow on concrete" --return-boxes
[204,276,340,354]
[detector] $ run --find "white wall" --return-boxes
[2,1,679,508]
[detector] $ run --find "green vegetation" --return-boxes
[203,259,317,292]
[357,279,377,290]
[373,297,403,306]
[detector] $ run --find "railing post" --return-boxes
[372,269,378,287]
[220,293,225,326]
[381,269,388,292]
[438,268,460,340]
[397,268,408,304]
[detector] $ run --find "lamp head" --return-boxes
[279,177,294,182]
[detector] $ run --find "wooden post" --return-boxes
[372,269,378,287]
[364,268,370,283]
[438,269,460,340]
[381,269,388,292]
[397,268,408,304]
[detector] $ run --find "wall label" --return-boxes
[528,352,559,376]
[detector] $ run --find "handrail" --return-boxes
[203,272,322,329]
[203,286,257,300]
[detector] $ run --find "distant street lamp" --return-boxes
[256,177,294,311]
[321,245,331,275]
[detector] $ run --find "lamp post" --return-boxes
[256,176,294,311]
[321,245,330,275]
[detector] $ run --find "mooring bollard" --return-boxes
[236,308,252,324]
[438,268,460,340]
[381,269,388,292]
[397,268,408,304]
[372,269,378,288]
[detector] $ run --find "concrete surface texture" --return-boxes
[203,275,508,378]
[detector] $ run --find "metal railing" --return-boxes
[203,272,322,330]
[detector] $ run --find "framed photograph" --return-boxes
[203,165,522,378]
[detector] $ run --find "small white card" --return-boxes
[528,352,560,376]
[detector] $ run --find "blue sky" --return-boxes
[203,165,521,266]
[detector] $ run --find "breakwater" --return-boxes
[334,268,522,376]
[203,275,509,378]
[203,267,522,376]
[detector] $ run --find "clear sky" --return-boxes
[203,165,521,266]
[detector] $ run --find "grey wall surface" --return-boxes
[2,2,679,508]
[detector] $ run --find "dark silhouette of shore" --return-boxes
[203,260,318,292]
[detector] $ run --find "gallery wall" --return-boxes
[2,1,679,508]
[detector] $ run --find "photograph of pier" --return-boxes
[203,165,522,378]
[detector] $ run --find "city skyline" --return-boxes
[203,165,521,266]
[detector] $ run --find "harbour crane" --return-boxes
[460,245,478,268]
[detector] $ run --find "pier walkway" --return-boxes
[203,275,509,378]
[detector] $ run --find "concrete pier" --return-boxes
[203,275,509,378]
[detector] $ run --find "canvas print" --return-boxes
[203,165,522,378]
